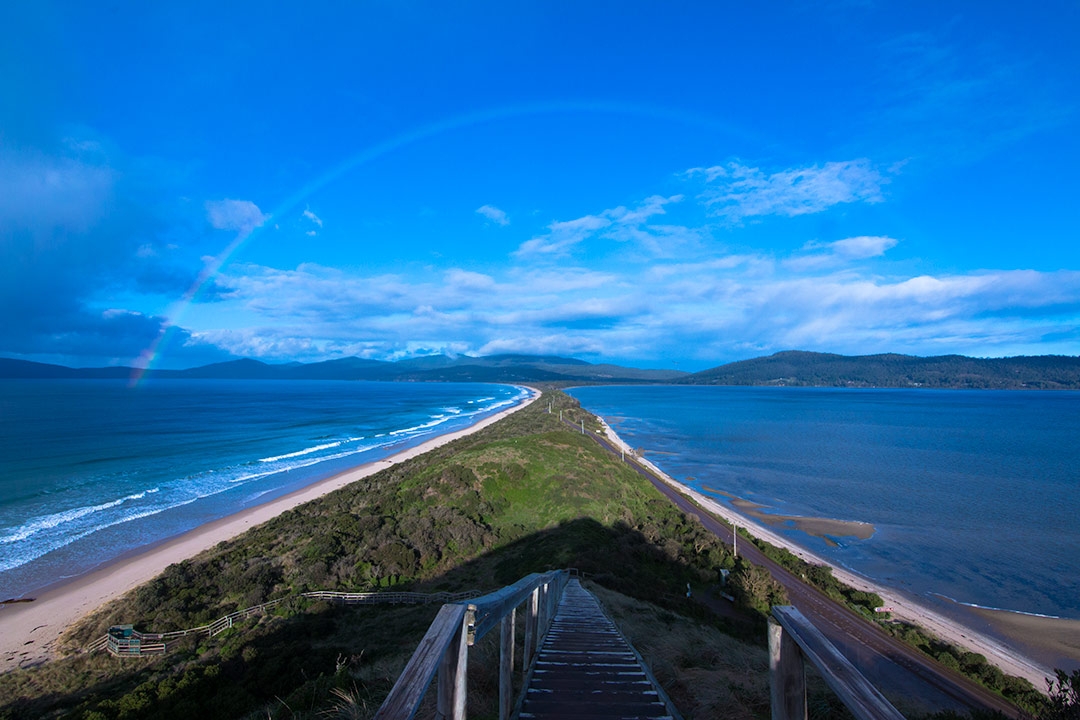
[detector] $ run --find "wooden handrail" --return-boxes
[374,570,572,720]
[376,604,469,720]
[770,606,905,720]
[468,570,565,642]
[87,588,483,656]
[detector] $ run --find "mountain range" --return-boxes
[2,351,1079,389]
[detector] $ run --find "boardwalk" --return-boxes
[520,579,677,720]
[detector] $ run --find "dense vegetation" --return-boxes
[682,350,1080,389]
[0,392,788,720]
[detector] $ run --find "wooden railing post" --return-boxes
[437,609,470,720]
[523,587,539,669]
[538,582,550,639]
[499,609,515,720]
[769,617,807,720]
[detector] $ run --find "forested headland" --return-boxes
[682,351,1080,389]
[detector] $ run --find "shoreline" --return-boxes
[0,386,538,674]
[593,416,1058,690]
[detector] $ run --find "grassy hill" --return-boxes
[0,392,800,720]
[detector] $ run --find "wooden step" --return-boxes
[518,579,678,720]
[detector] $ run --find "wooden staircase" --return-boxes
[519,578,678,720]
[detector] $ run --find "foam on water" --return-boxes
[0,380,526,597]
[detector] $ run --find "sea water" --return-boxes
[567,385,1080,621]
[0,379,525,599]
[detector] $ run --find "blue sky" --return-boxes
[2,2,1078,371]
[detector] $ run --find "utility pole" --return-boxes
[733,523,738,558]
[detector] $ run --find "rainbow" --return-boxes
[129,100,748,385]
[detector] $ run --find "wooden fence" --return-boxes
[769,605,905,720]
[86,588,480,657]
[374,569,572,720]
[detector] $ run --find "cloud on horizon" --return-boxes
[194,247,1080,367]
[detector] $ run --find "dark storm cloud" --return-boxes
[0,138,213,366]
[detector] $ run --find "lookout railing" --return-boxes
[89,589,480,657]
[374,569,572,720]
[770,605,905,720]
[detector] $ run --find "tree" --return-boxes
[1041,669,1080,720]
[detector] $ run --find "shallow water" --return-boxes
[568,385,1080,621]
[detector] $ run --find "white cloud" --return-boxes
[182,169,1077,366]
[478,334,605,358]
[476,204,510,226]
[825,235,898,259]
[515,214,611,257]
[514,194,685,258]
[205,199,268,236]
[689,159,887,221]
[785,236,900,271]
[302,208,323,227]
[200,243,1080,367]
[445,268,497,291]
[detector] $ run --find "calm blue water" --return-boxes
[0,379,526,599]
[568,386,1080,620]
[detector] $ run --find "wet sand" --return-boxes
[968,606,1080,675]
[0,388,537,673]
[703,485,876,545]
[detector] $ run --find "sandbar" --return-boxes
[0,387,537,674]
[594,416,1058,690]
[702,485,875,545]
[968,606,1080,675]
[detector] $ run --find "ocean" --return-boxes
[0,379,526,599]
[567,385,1080,622]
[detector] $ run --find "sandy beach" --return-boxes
[594,417,1059,690]
[0,387,537,674]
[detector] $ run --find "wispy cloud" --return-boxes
[514,195,685,258]
[205,199,268,236]
[785,235,899,271]
[688,160,887,221]
[515,214,610,257]
[302,208,323,227]
[476,204,510,226]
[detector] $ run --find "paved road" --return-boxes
[565,418,1024,717]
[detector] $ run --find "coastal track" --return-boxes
[562,416,1025,718]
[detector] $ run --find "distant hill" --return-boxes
[6,351,1079,388]
[0,354,686,384]
[682,351,1080,389]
